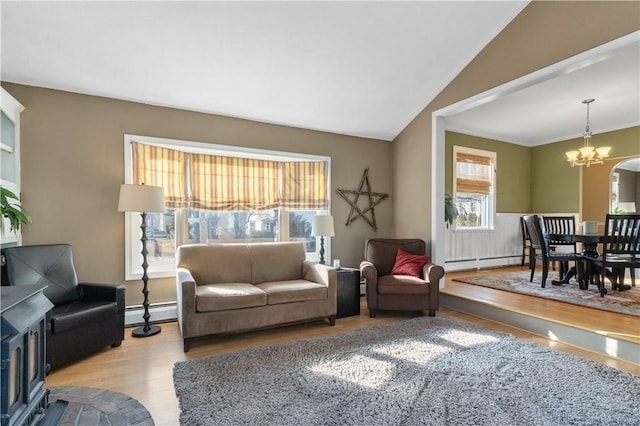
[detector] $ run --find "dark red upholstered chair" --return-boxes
[360,238,444,318]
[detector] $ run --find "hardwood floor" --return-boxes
[44,266,640,425]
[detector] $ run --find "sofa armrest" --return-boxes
[176,267,197,335]
[422,263,444,310]
[360,260,378,289]
[303,261,329,284]
[422,264,445,285]
[78,283,126,311]
[303,261,337,315]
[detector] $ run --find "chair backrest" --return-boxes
[3,244,79,305]
[602,214,640,257]
[522,215,548,254]
[364,238,426,277]
[542,216,577,247]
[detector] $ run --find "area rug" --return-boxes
[453,270,640,317]
[173,314,640,425]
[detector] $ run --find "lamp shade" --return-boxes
[312,215,335,237]
[118,184,165,213]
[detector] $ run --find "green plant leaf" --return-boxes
[1,187,31,234]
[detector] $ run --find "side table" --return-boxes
[336,267,361,318]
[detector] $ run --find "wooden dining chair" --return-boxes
[586,214,640,296]
[542,215,577,281]
[519,216,531,266]
[522,215,582,288]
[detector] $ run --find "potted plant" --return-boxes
[445,195,458,227]
[1,187,31,235]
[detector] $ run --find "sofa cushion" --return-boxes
[195,283,267,312]
[377,275,430,295]
[177,244,252,285]
[390,249,430,277]
[51,300,118,334]
[248,242,305,284]
[257,280,328,305]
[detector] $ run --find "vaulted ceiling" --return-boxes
[2,2,637,146]
[1,1,528,141]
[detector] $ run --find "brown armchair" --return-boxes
[360,238,444,318]
[2,244,125,371]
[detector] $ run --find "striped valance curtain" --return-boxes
[132,142,188,208]
[189,154,281,211]
[456,151,492,195]
[131,142,328,211]
[281,161,329,210]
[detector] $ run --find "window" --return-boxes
[453,146,495,229]
[123,135,330,280]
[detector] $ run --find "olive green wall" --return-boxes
[445,127,639,217]
[392,1,639,252]
[3,83,392,306]
[445,132,530,213]
[531,126,640,213]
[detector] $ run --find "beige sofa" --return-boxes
[176,241,337,351]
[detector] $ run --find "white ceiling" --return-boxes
[1,1,530,142]
[445,35,640,146]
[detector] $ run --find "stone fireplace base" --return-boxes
[46,387,154,425]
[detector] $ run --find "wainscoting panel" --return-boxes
[444,214,523,272]
[444,213,580,272]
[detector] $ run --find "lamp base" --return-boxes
[131,324,161,338]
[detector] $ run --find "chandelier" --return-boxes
[565,99,611,167]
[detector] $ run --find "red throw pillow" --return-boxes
[390,249,430,277]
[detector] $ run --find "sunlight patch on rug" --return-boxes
[372,339,452,365]
[308,354,395,389]
[438,329,500,347]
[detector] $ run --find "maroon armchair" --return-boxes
[360,238,444,318]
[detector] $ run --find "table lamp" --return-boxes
[118,183,165,337]
[312,215,334,264]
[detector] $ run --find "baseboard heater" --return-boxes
[125,302,177,327]
[445,255,521,272]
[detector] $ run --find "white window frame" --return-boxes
[452,145,496,230]
[123,134,331,280]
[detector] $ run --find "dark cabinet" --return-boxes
[336,267,360,318]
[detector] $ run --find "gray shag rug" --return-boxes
[173,314,640,425]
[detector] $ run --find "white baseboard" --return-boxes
[444,256,521,273]
[125,304,177,326]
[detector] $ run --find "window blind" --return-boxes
[189,154,281,211]
[280,161,329,210]
[132,142,188,208]
[456,151,492,195]
[132,142,329,211]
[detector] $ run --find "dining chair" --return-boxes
[586,214,640,296]
[519,216,531,266]
[542,215,577,281]
[522,215,582,288]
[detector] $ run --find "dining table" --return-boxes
[543,232,608,292]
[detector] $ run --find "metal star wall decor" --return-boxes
[337,168,389,231]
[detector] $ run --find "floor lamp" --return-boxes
[118,183,165,338]
[312,215,335,265]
